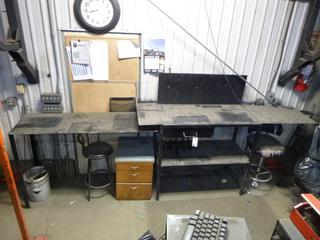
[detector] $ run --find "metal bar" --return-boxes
[232,127,239,142]
[156,127,164,201]
[3,0,19,39]
[29,135,40,166]
[72,134,79,175]
[0,129,32,240]
[9,134,30,208]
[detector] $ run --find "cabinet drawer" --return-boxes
[117,170,153,183]
[116,163,153,171]
[116,183,152,200]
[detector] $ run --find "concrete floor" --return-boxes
[0,181,299,240]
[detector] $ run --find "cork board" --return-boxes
[72,82,136,112]
[64,32,140,112]
[64,32,140,81]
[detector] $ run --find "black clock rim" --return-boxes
[74,0,121,34]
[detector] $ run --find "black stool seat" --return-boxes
[83,141,113,158]
[247,133,284,158]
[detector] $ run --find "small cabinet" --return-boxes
[115,137,154,200]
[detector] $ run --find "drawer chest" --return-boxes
[115,137,154,200]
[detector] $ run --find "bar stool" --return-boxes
[77,134,113,201]
[246,125,284,188]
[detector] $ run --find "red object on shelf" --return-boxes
[293,74,309,92]
[290,193,320,240]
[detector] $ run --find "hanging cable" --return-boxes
[204,0,242,104]
[147,0,273,105]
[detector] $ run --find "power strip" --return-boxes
[41,104,63,113]
[40,93,61,104]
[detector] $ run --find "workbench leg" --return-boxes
[9,134,30,208]
[156,129,164,201]
[29,135,40,166]
[232,127,239,141]
[72,134,79,175]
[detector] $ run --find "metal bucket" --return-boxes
[23,166,50,202]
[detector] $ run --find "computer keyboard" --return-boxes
[182,210,228,240]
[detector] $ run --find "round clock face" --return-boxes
[80,0,114,28]
[74,0,120,34]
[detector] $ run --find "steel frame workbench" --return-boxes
[136,103,317,200]
[9,104,317,206]
[9,112,139,208]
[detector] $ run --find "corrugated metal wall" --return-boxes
[0,0,314,162]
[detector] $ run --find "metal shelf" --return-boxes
[161,140,249,167]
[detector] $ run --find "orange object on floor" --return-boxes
[290,193,320,240]
[0,128,48,240]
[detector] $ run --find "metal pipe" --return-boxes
[0,128,32,240]
[49,0,72,112]
[39,0,57,93]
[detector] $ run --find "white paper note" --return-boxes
[66,46,93,81]
[90,40,109,80]
[71,40,91,65]
[144,55,160,71]
[192,137,198,148]
[117,40,140,59]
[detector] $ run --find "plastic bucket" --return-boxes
[23,166,50,202]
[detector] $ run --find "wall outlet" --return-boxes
[5,97,17,109]
[16,84,25,95]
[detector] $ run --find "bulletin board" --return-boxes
[64,32,140,112]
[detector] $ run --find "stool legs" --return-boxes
[87,157,92,201]
[106,157,114,195]
[250,156,272,186]
[86,154,113,201]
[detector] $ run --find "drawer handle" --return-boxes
[130,166,139,170]
[130,186,138,190]
[130,173,139,177]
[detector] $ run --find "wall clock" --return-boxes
[74,0,120,34]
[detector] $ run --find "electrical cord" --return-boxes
[204,0,242,104]
[147,0,274,105]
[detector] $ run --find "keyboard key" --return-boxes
[199,212,205,220]
[189,220,197,226]
[195,210,200,216]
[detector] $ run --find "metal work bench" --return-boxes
[137,103,317,200]
[166,214,251,240]
[8,105,317,204]
[9,112,139,208]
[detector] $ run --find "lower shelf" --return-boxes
[160,165,244,192]
[161,140,249,167]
